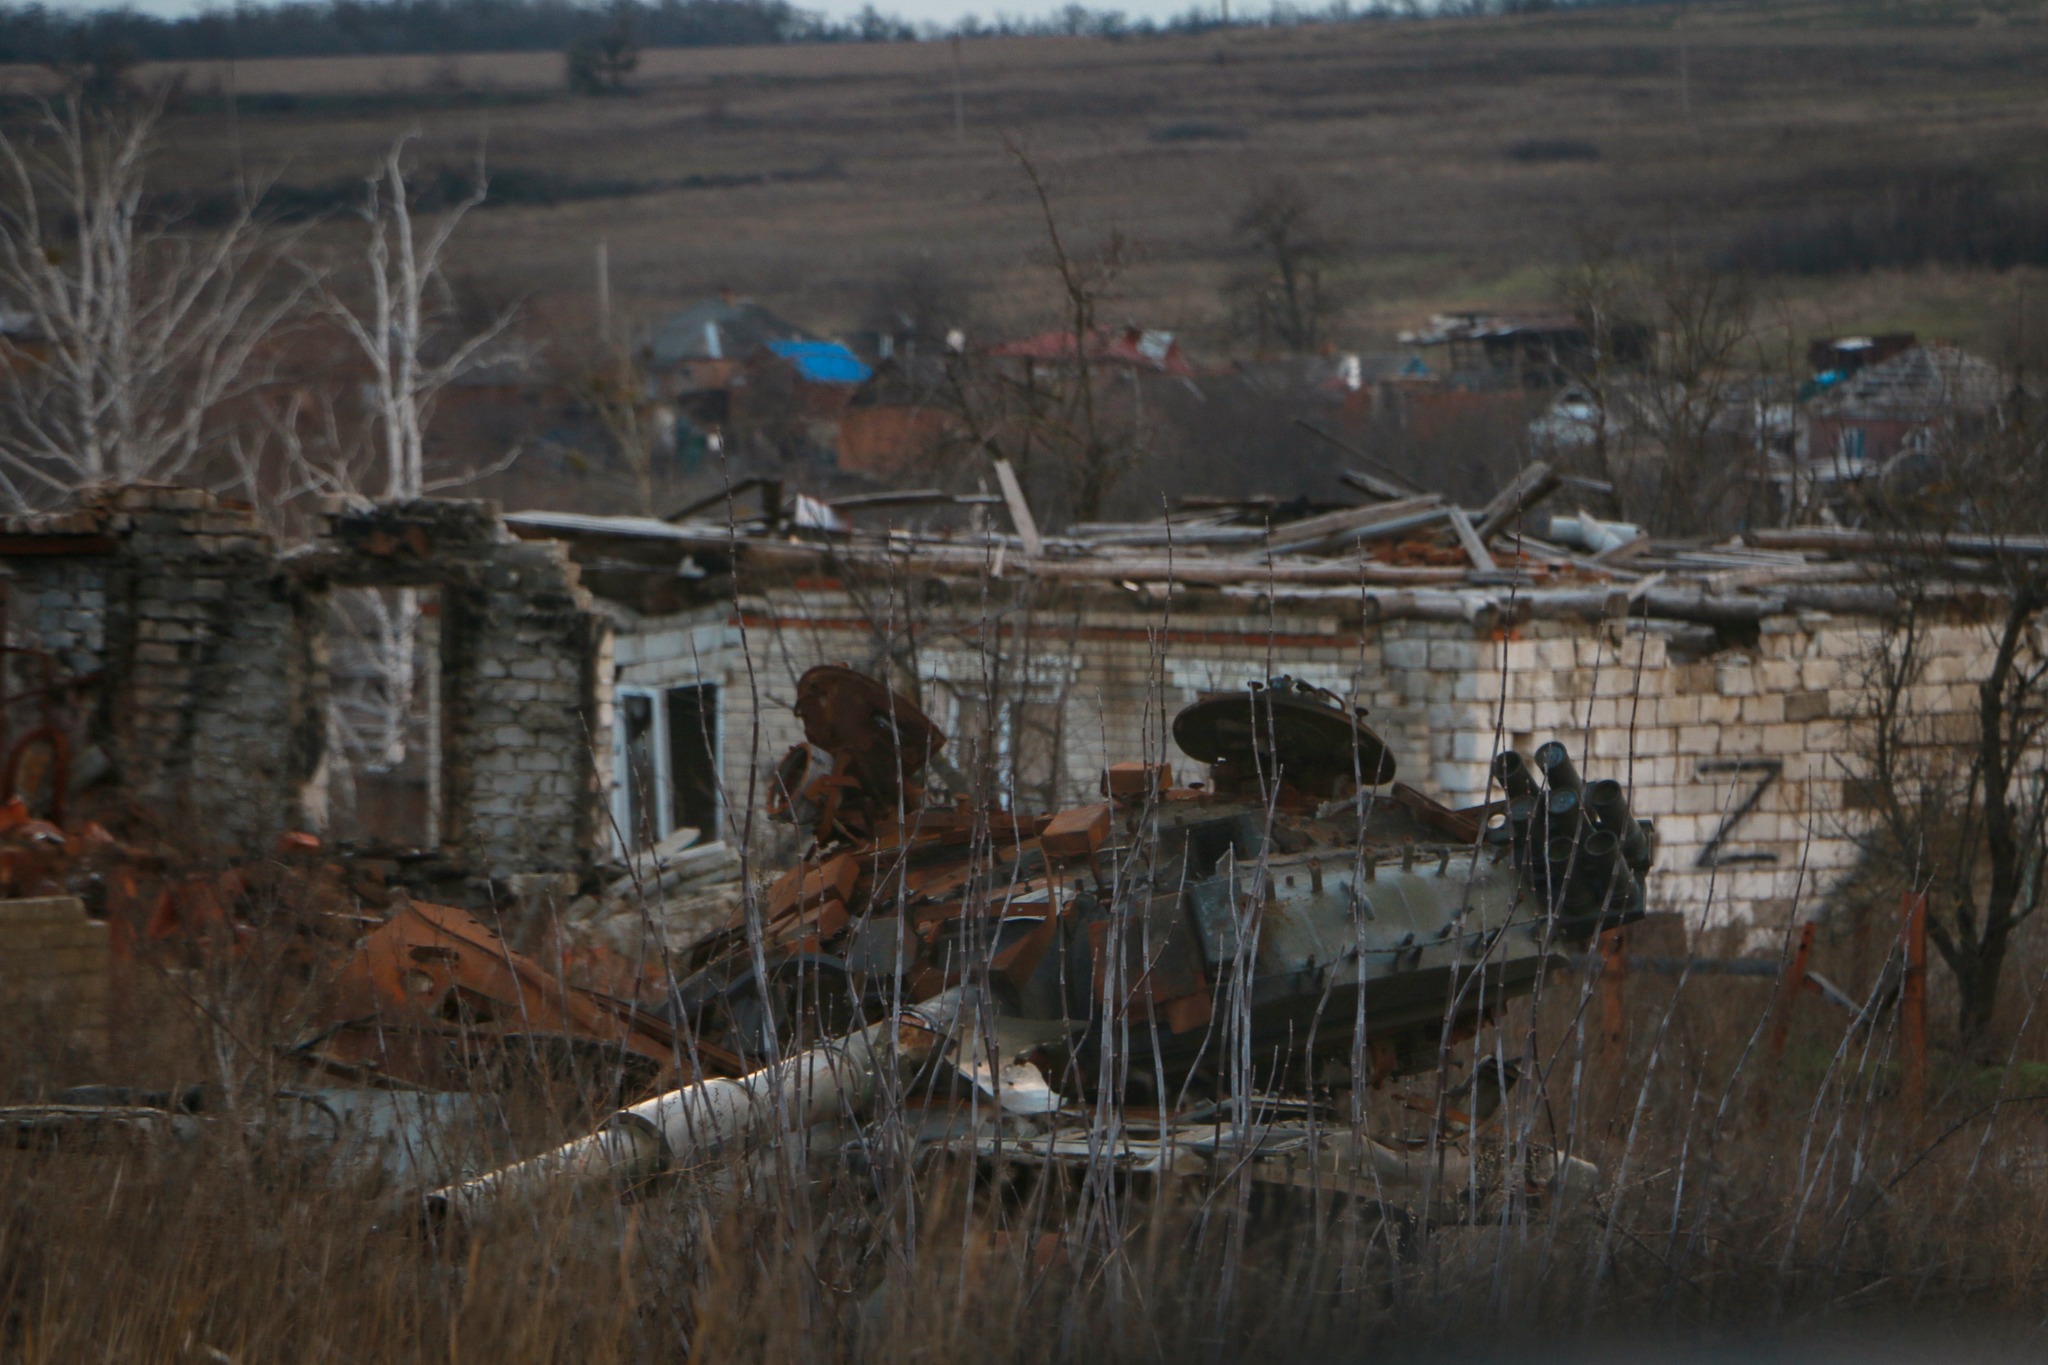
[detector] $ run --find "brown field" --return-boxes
[8,0,2045,352]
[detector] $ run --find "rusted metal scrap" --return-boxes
[0,796,702,1101]
[0,797,82,900]
[296,899,702,1094]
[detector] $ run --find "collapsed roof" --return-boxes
[1809,343,2008,422]
[505,460,2022,631]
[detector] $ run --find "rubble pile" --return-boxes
[0,796,716,1088]
[509,457,2030,635]
[664,666,1647,1085]
[558,829,745,965]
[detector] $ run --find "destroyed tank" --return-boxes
[667,666,1654,1097]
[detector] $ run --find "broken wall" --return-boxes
[0,489,317,851]
[311,499,614,877]
[0,489,612,880]
[5,556,105,681]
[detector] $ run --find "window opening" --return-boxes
[325,586,442,848]
[667,683,721,839]
[612,681,721,852]
[930,681,1065,811]
[619,691,661,851]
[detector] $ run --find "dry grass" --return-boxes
[11,881,2048,1360]
[3,0,2042,352]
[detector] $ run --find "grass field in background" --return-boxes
[1,0,2039,351]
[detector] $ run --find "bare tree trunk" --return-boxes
[1854,410,2048,1053]
[320,133,513,503]
[1927,583,2048,1048]
[314,132,517,826]
[938,140,1144,528]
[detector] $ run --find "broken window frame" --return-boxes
[610,681,723,853]
[665,682,723,843]
[325,585,444,850]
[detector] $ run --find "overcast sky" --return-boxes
[44,0,1215,27]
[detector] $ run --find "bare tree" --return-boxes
[861,252,978,358]
[921,142,1149,528]
[1848,409,2048,1051]
[308,132,519,843]
[1632,257,1757,531]
[573,338,664,514]
[1545,234,1631,489]
[0,93,301,511]
[218,387,367,535]
[45,36,142,109]
[1225,175,1346,357]
[318,132,515,502]
[1545,243,1758,534]
[565,15,640,95]
[1016,142,1128,523]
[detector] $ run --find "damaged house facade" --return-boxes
[508,494,2011,940]
[0,487,610,879]
[0,483,2014,943]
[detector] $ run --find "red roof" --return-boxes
[987,325,1196,378]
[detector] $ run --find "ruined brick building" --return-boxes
[0,486,2009,940]
[511,502,2004,936]
[0,488,608,877]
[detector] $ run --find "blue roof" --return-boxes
[765,339,872,386]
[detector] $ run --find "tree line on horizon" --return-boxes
[0,0,1673,70]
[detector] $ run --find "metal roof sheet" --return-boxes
[764,339,873,385]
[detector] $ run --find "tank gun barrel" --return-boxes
[427,989,971,1223]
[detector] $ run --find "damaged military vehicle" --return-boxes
[431,665,1653,1223]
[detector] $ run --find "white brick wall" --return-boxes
[616,586,2003,936]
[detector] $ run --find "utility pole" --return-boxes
[596,237,611,344]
